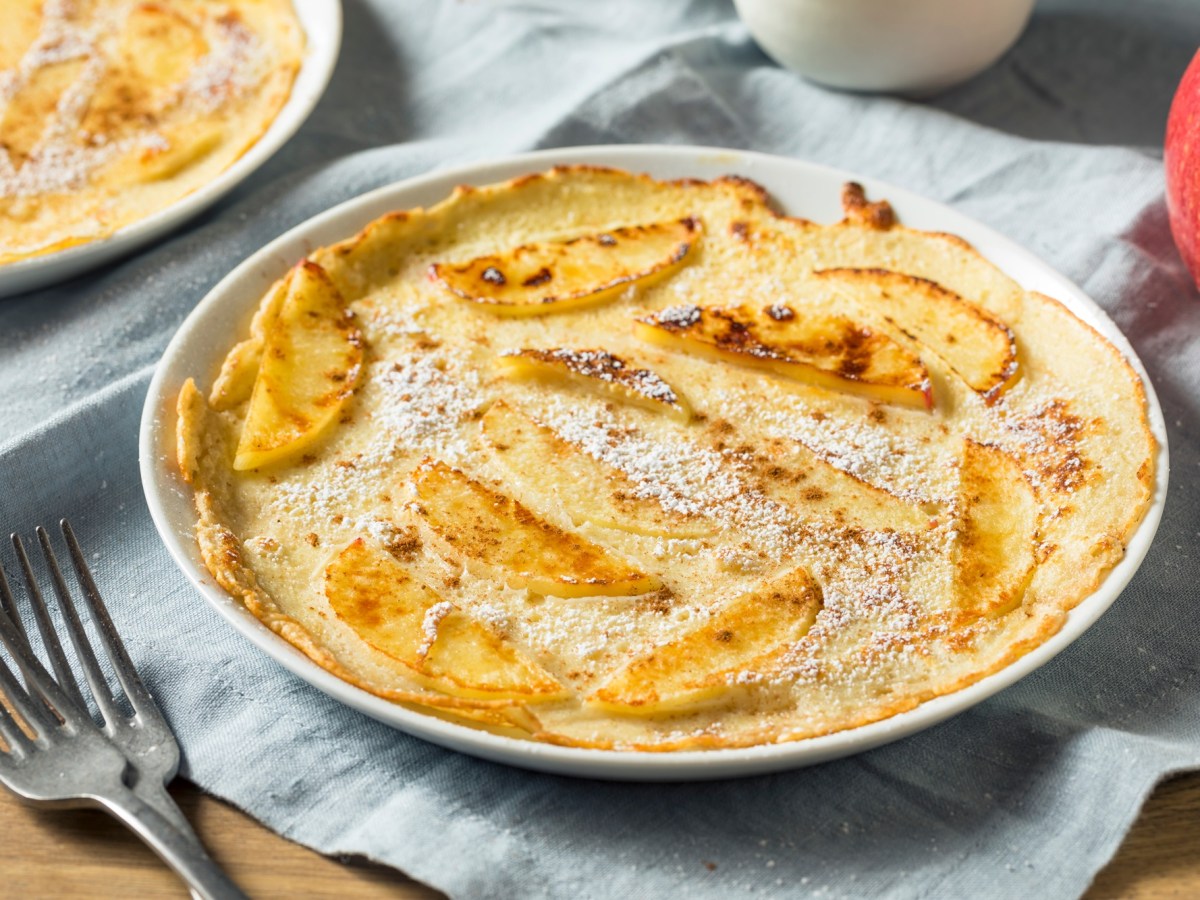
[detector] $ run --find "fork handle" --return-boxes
[94,787,247,900]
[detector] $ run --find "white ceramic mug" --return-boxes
[733,0,1036,95]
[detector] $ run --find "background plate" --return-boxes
[140,145,1169,781]
[0,0,342,299]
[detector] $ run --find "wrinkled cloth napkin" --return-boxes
[3,1,1200,897]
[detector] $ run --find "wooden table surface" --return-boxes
[2,770,1198,898]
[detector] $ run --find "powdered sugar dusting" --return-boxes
[777,409,942,502]
[417,601,454,658]
[523,392,959,690]
[177,13,263,112]
[370,355,484,461]
[651,304,701,328]
[537,398,806,560]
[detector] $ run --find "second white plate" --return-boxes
[140,145,1169,780]
[0,0,342,298]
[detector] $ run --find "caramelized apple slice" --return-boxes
[953,439,1038,617]
[130,126,224,182]
[430,218,698,316]
[210,271,293,411]
[412,461,661,598]
[497,348,691,421]
[102,125,225,187]
[234,261,364,470]
[817,268,1018,401]
[635,303,932,409]
[421,607,561,699]
[325,538,563,702]
[590,566,822,715]
[482,400,712,537]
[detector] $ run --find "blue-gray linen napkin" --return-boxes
[2,1,1199,897]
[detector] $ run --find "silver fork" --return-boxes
[0,521,245,900]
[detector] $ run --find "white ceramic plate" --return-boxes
[140,145,1170,781]
[0,0,342,299]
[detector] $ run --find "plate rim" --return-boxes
[0,0,343,298]
[139,144,1170,781]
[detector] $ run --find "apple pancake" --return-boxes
[176,166,1155,750]
[0,0,302,265]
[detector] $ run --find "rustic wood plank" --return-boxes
[1,772,1197,897]
[0,780,439,898]
[1086,771,1200,899]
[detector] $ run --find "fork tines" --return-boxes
[0,541,95,749]
[0,601,65,755]
[0,521,154,735]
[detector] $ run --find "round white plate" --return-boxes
[0,0,342,299]
[140,145,1170,781]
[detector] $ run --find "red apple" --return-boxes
[1166,49,1200,291]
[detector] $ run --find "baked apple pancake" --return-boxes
[176,166,1155,750]
[0,0,302,264]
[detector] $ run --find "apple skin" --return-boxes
[1166,49,1200,291]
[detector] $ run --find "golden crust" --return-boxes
[176,167,1156,751]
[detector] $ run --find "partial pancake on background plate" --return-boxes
[0,0,303,265]
[175,166,1155,750]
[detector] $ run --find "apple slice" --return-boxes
[104,126,226,187]
[635,303,932,409]
[816,268,1018,401]
[589,566,822,715]
[429,218,698,316]
[78,3,207,151]
[412,461,662,597]
[952,439,1038,617]
[750,439,932,533]
[481,400,713,538]
[324,538,564,702]
[120,1,209,89]
[497,348,691,421]
[209,270,293,411]
[131,126,224,182]
[234,261,364,470]
[428,704,544,737]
